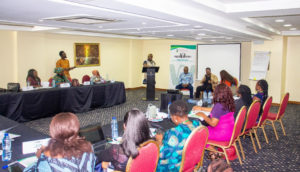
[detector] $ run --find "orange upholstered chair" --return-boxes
[254,97,273,146]
[206,107,247,165]
[125,140,159,172]
[265,93,289,140]
[239,101,261,159]
[180,126,209,171]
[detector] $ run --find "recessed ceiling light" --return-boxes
[195,37,202,40]
[142,22,147,25]
[194,25,202,29]
[210,39,216,42]
[275,19,284,23]
[284,24,292,27]
[225,37,232,39]
[39,19,44,22]
[290,28,297,31]
[136,28,141,31]
[197,33,206,36]
[167,34,174,37]
[98,26,103,28]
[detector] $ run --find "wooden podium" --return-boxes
[142,66,159,101]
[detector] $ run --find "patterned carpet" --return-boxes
[24,88,300,172]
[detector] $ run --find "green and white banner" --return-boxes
[169,45,196,89]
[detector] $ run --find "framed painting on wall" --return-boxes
[74,43,100,67]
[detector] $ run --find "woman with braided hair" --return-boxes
[253,79,269,120]
[24,113,96,172]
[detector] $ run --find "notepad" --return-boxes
[18,156,38,168]
[22,138,50,154]
[188,111,210,121]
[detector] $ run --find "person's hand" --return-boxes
[183,84,188,88]
[155,133,163,146]
[208,80,211,84]
[102,161,109,169]
[36,146,45,158]
[196,112,206,118]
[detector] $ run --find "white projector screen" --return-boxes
[197,43,241,82]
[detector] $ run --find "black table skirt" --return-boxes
[0,82,126,122]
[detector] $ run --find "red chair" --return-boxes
[265,93,289,140]
[253,97,273,147]
[126,140,159,172]
[82,75,90,84]
[180,126,209,171]
[206,107,247,165]
[239,100,261,159]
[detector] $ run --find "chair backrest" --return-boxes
[229,106,247,145]
[126,140,159,172]
[82,75,91,83]
[257,97,272,126]
[179,126,209,172]
[242,100,261,133]
[277,93,289,120]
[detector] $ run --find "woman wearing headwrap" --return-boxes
[53,67,71,87]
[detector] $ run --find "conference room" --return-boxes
[0,0,299,171]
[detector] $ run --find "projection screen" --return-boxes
[197,43,241,82]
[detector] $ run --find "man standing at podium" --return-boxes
[143,53,156,84]
[176,66,194,98]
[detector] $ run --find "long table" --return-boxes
[0,82,126,122]
[0,115,48,170]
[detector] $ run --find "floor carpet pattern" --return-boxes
[24,89,300,171]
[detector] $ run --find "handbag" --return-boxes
[7,83,20,92]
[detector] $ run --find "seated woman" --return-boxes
[24,112,96,172]
[96,109,151,171]
[234,85,252,120]
[71,78,80,87]
[90,70,105,83]
[193,83,235,142]
[253,79,268,119]
[26,69,41,87]
[156,100,200,171]
[53,67,70,87]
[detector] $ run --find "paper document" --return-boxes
[22,138,50,154]
[188,111,210,121]
[18,156,38,167]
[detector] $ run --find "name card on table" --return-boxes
[83,81,91,85]
[60,83,71,88]
[41,82,50,88]
[22,86,34,91]
[22,138,50,154]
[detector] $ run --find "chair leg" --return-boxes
[271,121,279,140]
[222,147,230,165]
[238,137,245,160]
[279,119,286,136]
[249,131,258,153]
[234,142,243,165]
[253,129,261,149]
[261,125,269,144]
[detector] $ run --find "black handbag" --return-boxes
[7,83,20,92]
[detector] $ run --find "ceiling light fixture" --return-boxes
[225,37,232,39]
[194,25,202,29]
[197,33,206,36]
[210,39,216,42]
[142,22,147,25]
[284,24,292,27]
[289,28,297,31]
[275,19,284,23]
[167,34,174,37]
[195,37,202,40]
[98,26,103,28]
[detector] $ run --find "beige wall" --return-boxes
[286,36,300,102]
[0,30,299,103]
[0,31,17,88]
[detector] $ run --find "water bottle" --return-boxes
[26,81,30,87]
[111,117,118,141]
[207,91,213,104]
[167,102,171,119]
[52,79,56,88]
[2,133,12,161]
[203,91,208,103]
[90,79,93,85]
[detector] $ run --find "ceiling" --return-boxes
[0,0,300,42]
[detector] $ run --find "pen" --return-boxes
[2,160,18,169]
